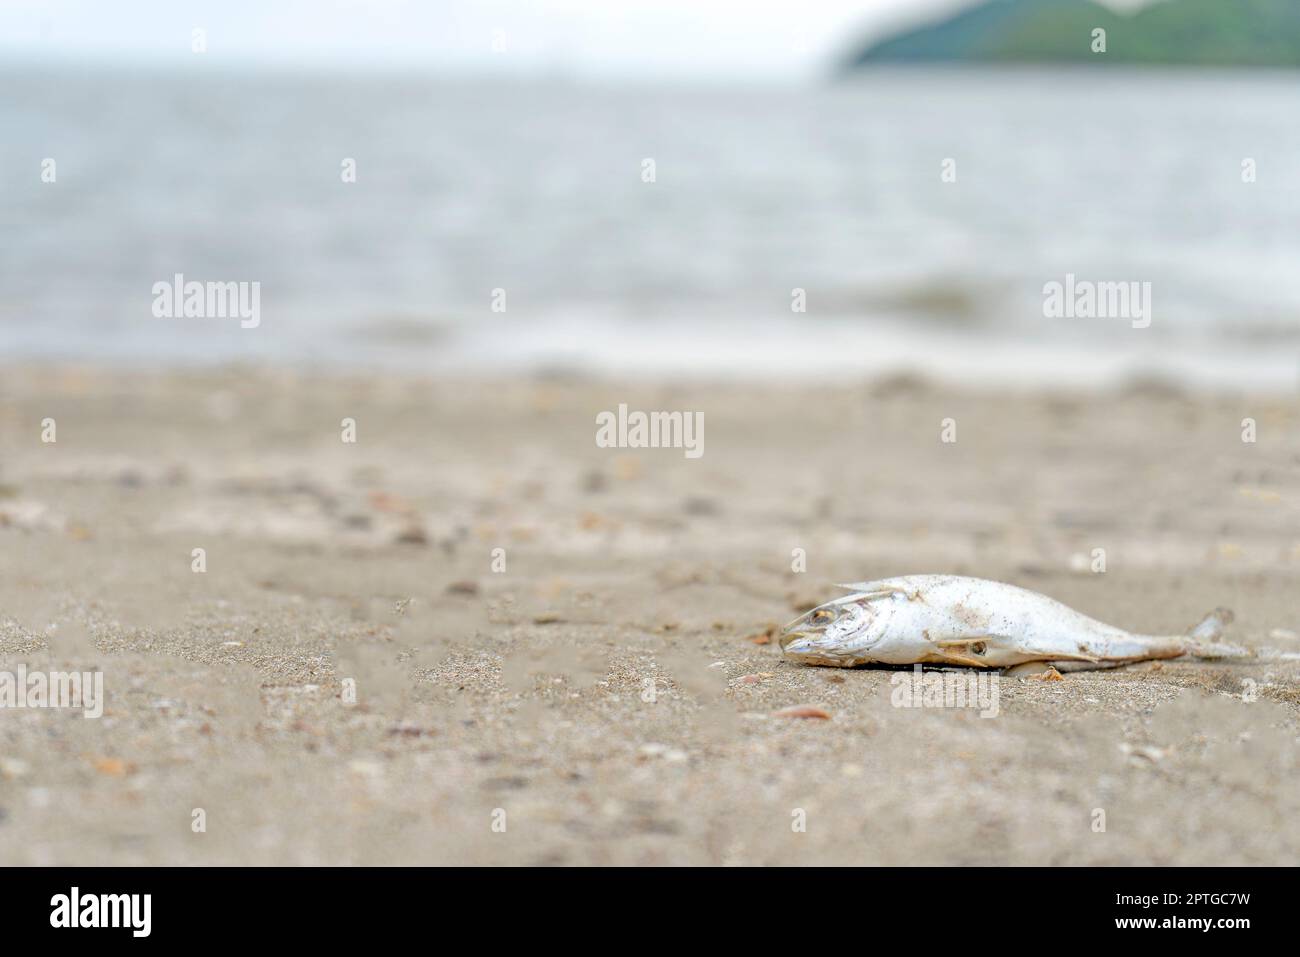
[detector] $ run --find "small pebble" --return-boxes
[91,757,132,777]
[395,525,428,545]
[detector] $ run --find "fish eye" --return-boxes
[811,609,834,622]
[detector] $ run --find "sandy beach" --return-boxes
[1,364,1298,866]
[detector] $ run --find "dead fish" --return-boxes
[780,575,1249,672]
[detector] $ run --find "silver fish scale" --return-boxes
[782,575,1234,669]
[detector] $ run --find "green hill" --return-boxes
[843,0,1300,69]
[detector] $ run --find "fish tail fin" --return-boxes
[1189,607,1234,642]
[1183,607,1253,659]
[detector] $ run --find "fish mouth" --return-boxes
[779,605,836,649]
[781,632,813,655]
[779,628,807,651]
[781,636,853,667]
[781,633,843,663]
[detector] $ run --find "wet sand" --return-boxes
[1,365,1298,865]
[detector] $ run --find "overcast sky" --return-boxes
[0,0,1150,78]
